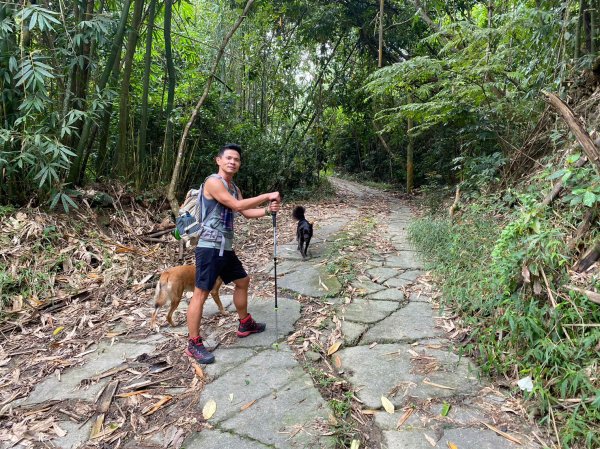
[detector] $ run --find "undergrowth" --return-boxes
[409,156,600,448]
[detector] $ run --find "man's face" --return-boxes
[217,149,241,175]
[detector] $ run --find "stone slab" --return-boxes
[198,346,304,423]
[350,278,386,295]
[336,343,481,409]
[228,297,300,348]
[204,348,255,379]
[51,419,92,449]
[341,299,398,324]
[366,267,399,283]
[366,288,405,302]
[277,265,341,298]
[383,428,525,449]
[384,252,424,270]
[341,320,367,346]
[220,373,335,448]
[399,270,424,282]
[384,277,412,288]
[409,292,431,303]
[361,302,441,343]
[23,340,157,405]
[182,429,272,449]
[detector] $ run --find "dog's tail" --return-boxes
[292,205,305,221]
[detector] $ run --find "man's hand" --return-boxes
[268,192,281,202]
[268,200,281,214]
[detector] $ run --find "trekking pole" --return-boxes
[271,204,279,345]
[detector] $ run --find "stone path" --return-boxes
[6,178,542,449]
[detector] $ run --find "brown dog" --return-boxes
[151,265,225,326]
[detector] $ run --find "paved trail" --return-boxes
[7,178,542,449]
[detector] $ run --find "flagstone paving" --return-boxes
[6,179,543,449]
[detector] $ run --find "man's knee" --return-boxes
[233,276,250,289]
[191,287,210,303]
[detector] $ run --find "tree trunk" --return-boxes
[167,0,256,215]
[575,0,584,59]
[68,0,132,184]
[137,0,157,186]
[161,0,176,179]
[116,0,145,177]
[378,0,384,68]
[95,49,123,178]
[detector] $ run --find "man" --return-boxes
[186,143,281,364]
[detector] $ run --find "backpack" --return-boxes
[174,175,238,245]
[174,188,202,241]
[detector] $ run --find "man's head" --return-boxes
[216,143,242,177]
[218,143,242,158]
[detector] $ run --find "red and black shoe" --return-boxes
[185,336,215,364]
[237,314,266,337]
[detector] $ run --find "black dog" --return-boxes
[292,206,313,259]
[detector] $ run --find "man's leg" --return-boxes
[186,287,215,363]
[187,287,210,339]
[232,276,250,319]
[232,276,266,337]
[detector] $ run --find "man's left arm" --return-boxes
[237,188,280,219]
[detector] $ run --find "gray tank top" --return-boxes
[196,174,239,254]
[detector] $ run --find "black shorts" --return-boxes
[195,247,248,290]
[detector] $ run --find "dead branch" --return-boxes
[542,91,600,174]
[565,285,600,305]
[573,242,600,272]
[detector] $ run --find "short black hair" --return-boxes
[219,143,242,157]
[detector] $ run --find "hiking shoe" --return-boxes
[185,337,215,364]
[237,314,266,337]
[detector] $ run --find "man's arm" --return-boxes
[205,177,280,214]
[237,189,280,218]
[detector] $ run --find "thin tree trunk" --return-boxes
[378,0,384,67]
[95,50,123,178]
[116,0,145,176]
[68,0,132,184]
[161,0,176,179]
[575,0,584,59]
[167,0,256,215]
[138,0,157,186]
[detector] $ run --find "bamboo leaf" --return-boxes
[202,399,216,420]
[381,396,395,414]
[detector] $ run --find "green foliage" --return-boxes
[409,174,600,447]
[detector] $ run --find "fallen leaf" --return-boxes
[327,341,342,356]
[53,326,64,336]
[192,362,204,379]
[202,400,217,420]
[142,396,172,416]
[381,396,395,414]
[240,400,256,411]
[424,433,437,446]
[447,442,458,449]
[422,378,455,390]
[396,408,414,428]
[333,355,342,368]
[441,402,451,416]
[350,439,360,449]
[481,422,522,445]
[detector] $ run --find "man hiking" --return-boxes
[186,143,281,364]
